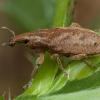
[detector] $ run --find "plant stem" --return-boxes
[53,0,77,27]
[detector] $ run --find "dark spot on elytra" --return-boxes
[72,32,76,35]
[73,43,79,46]
[93,35,96,38]
[79,36,85,41]
[50,32,61,40]
[93,42,97,46]
[63,36,71,40]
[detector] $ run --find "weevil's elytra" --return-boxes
[2,23,100,78]
[79,36,85,41]
[94,42,97,46]
[63,35,71,40]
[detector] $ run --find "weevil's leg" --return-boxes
[23,79,34,90]
[24,53,44,90]
[31,53,44,78]
[69,54,87,60]
[69,54,96,68]
[51,54,68,77]
[70,22,82,27]
[82,59,96,68]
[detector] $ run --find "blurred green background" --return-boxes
[0,0,100,98]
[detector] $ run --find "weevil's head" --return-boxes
[2,28,49,53]
[2,33,30,47]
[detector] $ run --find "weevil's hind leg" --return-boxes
[70,22,82,27]
[69,54,96,68]
[69,54,87,60]
[82,59,96,68]
[51,54,68,77]
[31,53,44,78]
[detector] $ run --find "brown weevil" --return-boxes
[2,23,100,78]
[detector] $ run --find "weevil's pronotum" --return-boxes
[2,23,100,78]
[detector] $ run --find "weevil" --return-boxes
[2,23,100,78]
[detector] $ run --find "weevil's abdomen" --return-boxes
[48,27,100,55]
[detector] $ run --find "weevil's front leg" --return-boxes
[31,53,44,78]
[51,54,68,77]
[23,53,44,90]
[23,78,34,90]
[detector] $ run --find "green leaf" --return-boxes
[14,71,100,100]
[3,0,56,31]
[0,95,4,100]
[53,0,76,27]
[52,70,100,94]
[14,56,100,100]
[38,87,100,100]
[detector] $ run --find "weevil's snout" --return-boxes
[2,42,15,47]
[8,42,15,47]
[2,36,30,47]
[2,38,16,47]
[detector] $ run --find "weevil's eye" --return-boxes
[24,38,29,44]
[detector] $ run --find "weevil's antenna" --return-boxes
[1,27,15,46]
[1,26,15,37]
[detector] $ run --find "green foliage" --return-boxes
[2,0,100,100]
[18,74,100,100]
[0,95,4,100]
[53,0,76,27]
[3,0,56,31]
[14,55,100,100]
